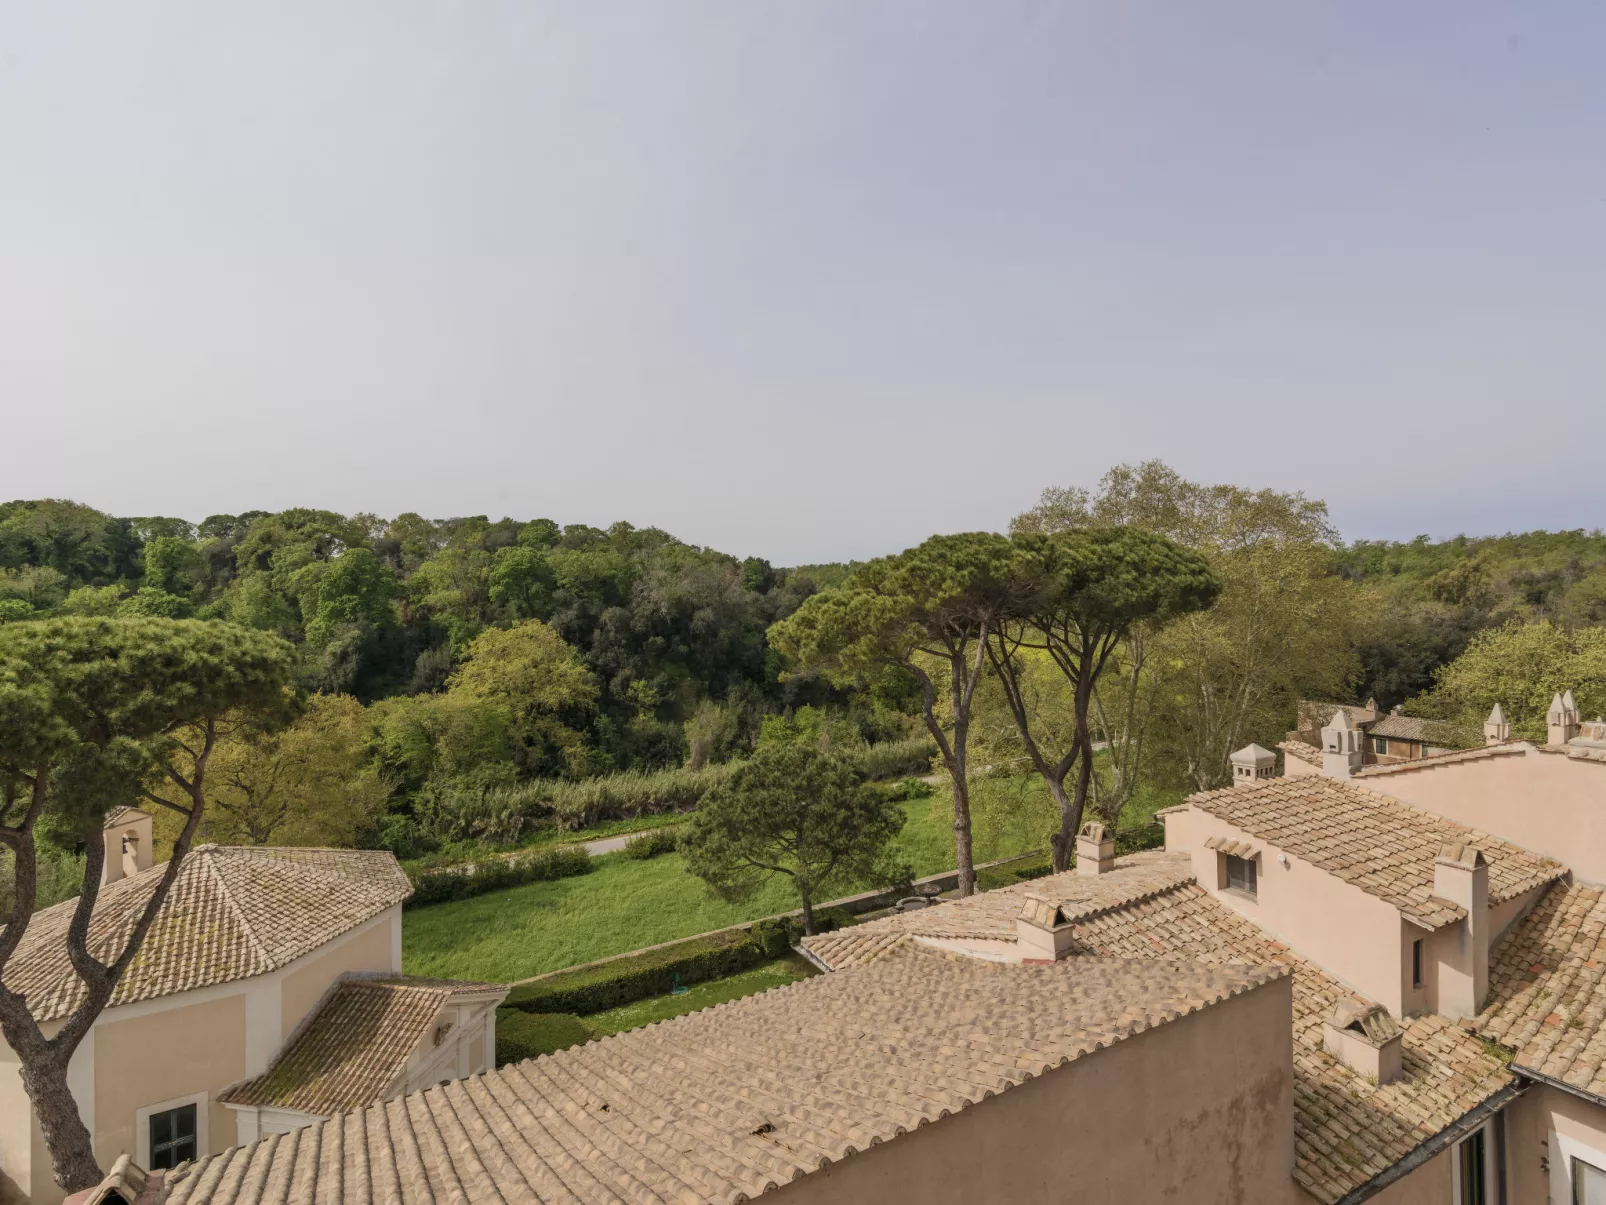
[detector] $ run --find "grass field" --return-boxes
[403,773,1183,984]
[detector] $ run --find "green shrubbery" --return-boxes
[624,825,684,859]
[407,844,590,908]
[494,1010,594,1065]
[503,929,768,1015]
[856,738,937,781]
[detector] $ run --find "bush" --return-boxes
[748,917,796,959]
[624,825,685,860]
[494,1010,593,1065]
[856,737,937,781]
[488,762,741,831]
[504,929,770,1016]
[876,777,934,802]
[406,844,591,908]
[810,905,856,933]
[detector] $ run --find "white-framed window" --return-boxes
[1577,1156,1606,1205]
[1373,736,1389,756]
[137,1091,208,1170]
[1453,1121,1492,1205]
[1553,1129,1606,1204]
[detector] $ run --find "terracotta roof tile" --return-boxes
[219,976,505,1116]
[167,945,1284,1205]
[1185,777,1563,928]
[1280,739,1323,768]
[1479,880,1606,1096]
[0,846,411,1023]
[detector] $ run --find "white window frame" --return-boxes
[1551,1128,1606,1204]
[1452,1120,1494,1205]
[136,1090,209,1169]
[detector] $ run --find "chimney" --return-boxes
[1483,703,1509,746]
[101,808,154,887]
[1229,744,1277,788]
[1364,697,1381,718]
[1321,709,1364,779]
[1548,692,1580,746]
[1433,842,1488,1020]
[1016,895,1076,962]
[1322,999,1403,1085]
[1075,821,1115,875]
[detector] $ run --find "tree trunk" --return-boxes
[799,886,816,936]
[1046,767,1077,872]
[951,771,976,897]
[18,1047,100,1193]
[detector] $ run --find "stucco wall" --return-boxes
[1167,806,1407,1012]
[279,907,398,1037]
[1283,754,1320,778]
[1356,1144,1454,1204]
[1365,747,1606,884]
[768,972,1301,1205]
[1504,1082,1606,1203]
[93,993,246,1167]
[0,1040,30,1205]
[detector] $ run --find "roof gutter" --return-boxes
[1332,1079,1527,1205]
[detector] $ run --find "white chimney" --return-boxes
[1321,709,1364,779]
[1548,692,1580,746]
[1016,895,1076,962]
[1483,703,1509,746]
[1229,744,1277,788]
[101,807,154,887]
[1433,842,1489,1020]
[1323,999,1403,1085]
[1075,822,1115,875]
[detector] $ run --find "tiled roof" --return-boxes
[1356,743,1528,778]
[1479,880,1606,1097]
[812,857,1516,1205]
[1280,739,1323,768]
[0,846,411,1023]
[803,851,1193,970]
[165,944,1283,1205]
[1365,714,1459,744]
[1059,878,1517,1203]
[219,976,505,1116]
[1185,777,1564,928]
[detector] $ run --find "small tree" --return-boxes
[680,744,907,935]
[0,617,295,1192]
[767,533,1026,896]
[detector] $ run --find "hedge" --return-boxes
[856,737,938,782]
[504,929,770,1016]
[494,1010,593,1065]
[406,844,591,908]
[624,825,685,860]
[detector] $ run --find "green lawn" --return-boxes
[402,777,1178,985]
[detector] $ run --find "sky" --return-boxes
[3,2,1603,565]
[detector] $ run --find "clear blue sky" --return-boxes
[4,2,1602,564]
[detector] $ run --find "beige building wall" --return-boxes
[1505,1082,1606,1203]
[1283,753,1320,779]
[279,910,399,1036]
[1356,1146,1453,1203]
[0,1041,31,1205]
[1166,807,1409,1013]
[1363,747,1606,884]
[768,972,1302,1205]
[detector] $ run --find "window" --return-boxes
[1373,736,1388,755]
[1456,1126,1487,1205]
[149,1103,196,1170]
[1225,854,1257,896]
[1577,1157,1606,1204]
[1412,939,1423,988]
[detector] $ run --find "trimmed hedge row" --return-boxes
[494,1010,594,1065]
[624,825,685,860]
[504,907,859,1017]
[406,844,591,908]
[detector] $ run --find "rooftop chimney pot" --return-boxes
[1075,822,1115,876]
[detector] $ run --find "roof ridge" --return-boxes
[197,847,275,970]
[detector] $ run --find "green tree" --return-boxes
[0,617,294,1192]
[446,620,598,776]
[769,533,1026,896]
[987,527,1219,869]
[680,744,907,934]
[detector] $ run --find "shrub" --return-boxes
[624,825,685,859]
[503,929,769,1016]
[1115,822,1165,856]
[748,917,796,959]
[406,844,591,908]
[488,762,741,830]
[810,905,856,933]
[876,777,934,802]
[494,1010,593,1065]
[856,737,937,781]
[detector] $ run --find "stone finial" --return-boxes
[1483,703,1509,746]
[1549,691,1581,746]
[1364,697,1381,716]
[1229,743,1277,788]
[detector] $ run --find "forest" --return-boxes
[3,464,1605,883]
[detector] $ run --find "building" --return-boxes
[0,811,505,1205]
[53,685,1606,1204]
[1286,699,1464,767]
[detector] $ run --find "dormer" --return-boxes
[1321,709,1364,780]
[1483,703,1509,746]
[1549,691,1581,746]
[1229,744,1277,788]
[101,806,154,887]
